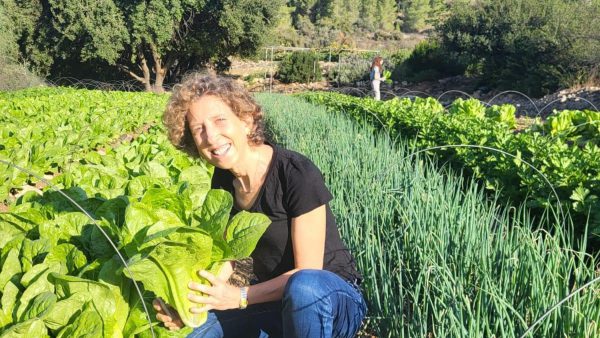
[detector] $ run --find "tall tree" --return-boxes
[358,0,378,31]
[9,0,281,92]
[376,0,397,31]
[0,0,19,63]
[402,0,432,32]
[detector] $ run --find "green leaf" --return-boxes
[140,161,169,179]
[226,211,271,259]
[94,196,129,227]
[42,293,88,331]
[195,189,233,239]
[141,188,188,223]
[178,166,211,210]
[38,212,91,247]
[15,265,57,321]
[44,243,87,275]
[0,249,22,290]
[126,175,166,197]
[19,239,52,272]
[0,318,49,337]
[55,303,103,338]
[21,292,56,321]
[48,273,121,335]
[0,281,20,329]
[123,227,213,328]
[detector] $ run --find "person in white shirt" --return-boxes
[369,56,385,101]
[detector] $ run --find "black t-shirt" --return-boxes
[211,142,361,284]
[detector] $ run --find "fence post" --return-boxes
[269,47,274,93]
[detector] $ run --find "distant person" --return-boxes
[369,56,385,101]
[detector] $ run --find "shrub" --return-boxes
[0,58,46,91]
[437,0,600,96]
[277,51,322,83]
[327,54,371,85]
[391,39,464,83]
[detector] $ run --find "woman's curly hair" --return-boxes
[163,73,265,157]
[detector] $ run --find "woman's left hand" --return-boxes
[188,270,241,313]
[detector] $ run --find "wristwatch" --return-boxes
[239,287,248,309]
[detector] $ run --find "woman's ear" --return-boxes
[242,118,254,135]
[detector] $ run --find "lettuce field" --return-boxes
[1,87,599,337]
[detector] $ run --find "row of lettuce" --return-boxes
[300,92,600,239]
[0,88,168,199]
[256,93,599,337]
[0,89,269,337]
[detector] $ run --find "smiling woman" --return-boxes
[160,73,367,338]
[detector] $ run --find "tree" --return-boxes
[437,0,600,96]
[401,0,431,32]
[358,0,378,31]
[0,1,19,64]
[9,0,281,92]
[376,0,397,31]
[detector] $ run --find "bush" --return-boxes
[0,58,46,91]
[437,0,600,96]
[391,39,464,83]
[327,54,371,85]
[277,51,322,83]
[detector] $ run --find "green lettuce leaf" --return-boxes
[0,249,21,290]
[20,292,56,321]
[55,303,102,338]
[0,281,20,329]
[225,211,271,259]
[123,227,213,328]
[0,318,48,338]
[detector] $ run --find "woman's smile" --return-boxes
[211,143,231,157]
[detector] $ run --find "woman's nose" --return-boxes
[203,126,218,143]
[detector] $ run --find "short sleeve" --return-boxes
[284,156,333,218]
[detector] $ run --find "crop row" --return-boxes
[300,92,600,240]
[257,93,600,337]
[0,87,168,200]
[1,119,270,336]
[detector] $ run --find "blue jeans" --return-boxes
[187,269,367,338]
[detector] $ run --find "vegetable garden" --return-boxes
[1,87,599,337]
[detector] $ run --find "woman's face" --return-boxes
[186,95,252,170]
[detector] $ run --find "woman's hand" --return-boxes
[152,298,184,331]
[188,270,241,313]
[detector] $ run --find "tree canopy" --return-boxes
[5,0,281,92]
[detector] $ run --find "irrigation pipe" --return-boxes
[0,159,158,338]
[519,274,600,338]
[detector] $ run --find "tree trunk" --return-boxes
[139,50,153,92]
[150,43,166,94]
[119,45,170,93]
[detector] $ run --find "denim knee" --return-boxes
[283,269,330,309]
